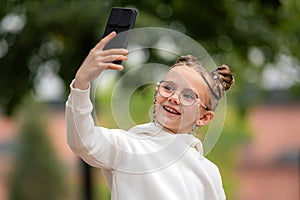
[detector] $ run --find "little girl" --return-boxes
[66,32,234,200]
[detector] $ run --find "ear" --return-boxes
[196,111,214,127]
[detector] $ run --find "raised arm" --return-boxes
[65,32,128,169]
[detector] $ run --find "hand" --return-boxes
[74,32,128,90]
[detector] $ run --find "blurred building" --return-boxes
[1,99,299,200]
[236,100,300,200]
[0,116,16,200]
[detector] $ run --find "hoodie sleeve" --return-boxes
[65,80,124,169]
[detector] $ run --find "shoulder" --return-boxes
[200,157,223,180]
[202,158,224,186]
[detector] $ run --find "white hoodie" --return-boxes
[66,81,226,200]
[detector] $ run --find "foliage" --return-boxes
[9,96,67,200]
[0,0,300,115]
[0,0,109,114]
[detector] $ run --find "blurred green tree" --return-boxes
[0,0,114,115]
[125,0,300,112]
[9,96,67,200]
[0,0,299,115]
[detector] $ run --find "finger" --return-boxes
[101,48,129,56]
[95,31,117,50]
[107,63,124,71]
[97,55,127,63]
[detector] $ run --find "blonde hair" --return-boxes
[171,55,234,111]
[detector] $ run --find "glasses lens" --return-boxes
[180,91,197,106]
[158,82,197,106]
[158,82,174,98]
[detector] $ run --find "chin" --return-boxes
[158,118,194,134]
[156,119,175,131]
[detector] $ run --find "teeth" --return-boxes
[164,106,179,114]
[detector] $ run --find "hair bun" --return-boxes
[176,55,199,64]
[212,64,234,91]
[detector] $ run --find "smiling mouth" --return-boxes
[163,106,181,115]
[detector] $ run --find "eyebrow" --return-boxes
[160,80,199,98]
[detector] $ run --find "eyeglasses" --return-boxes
[157,81,208,109]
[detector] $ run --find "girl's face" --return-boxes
[155,65,213,134]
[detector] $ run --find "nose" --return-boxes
[168,92,180,104]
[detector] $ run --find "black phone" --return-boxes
[103,7,138,64]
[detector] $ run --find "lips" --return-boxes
[163,105,181,115]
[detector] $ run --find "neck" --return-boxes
[154,121,193,135]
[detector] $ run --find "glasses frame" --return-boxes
[157,81,208,110]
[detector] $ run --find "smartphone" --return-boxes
[103,7,138,64]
